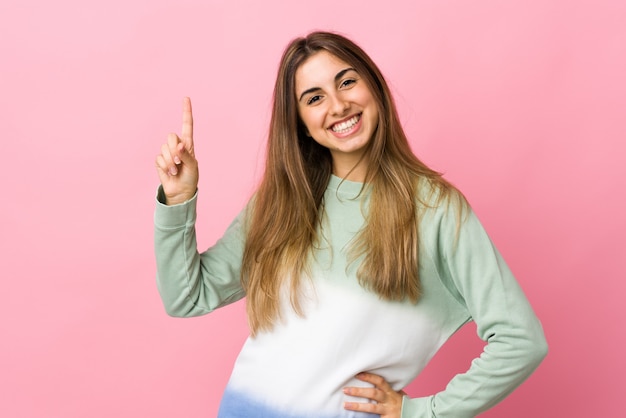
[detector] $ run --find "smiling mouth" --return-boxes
[330,114,361,134]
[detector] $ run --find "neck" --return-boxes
[331,155,369,182]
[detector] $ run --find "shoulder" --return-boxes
[416,177,469,224]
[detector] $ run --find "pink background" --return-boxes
[1,0,624,416]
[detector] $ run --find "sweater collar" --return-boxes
[326,174,370,199]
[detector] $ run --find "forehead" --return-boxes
[295,51,353,92]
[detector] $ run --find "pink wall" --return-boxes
[1,0,624,416]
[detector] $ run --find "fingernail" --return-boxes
[169,166,178,176]
[343,387,351,394]
[174,156,181,164]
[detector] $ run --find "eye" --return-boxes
[340,78,356,89]
[306,95,322,105]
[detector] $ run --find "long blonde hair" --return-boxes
[242,31,462,335]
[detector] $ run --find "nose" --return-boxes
[328,93,349,116]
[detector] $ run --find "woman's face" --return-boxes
[295,51,379,180]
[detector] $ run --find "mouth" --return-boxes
[329,114,362,134]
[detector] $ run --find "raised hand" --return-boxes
[155,97,199,205]
[343,372,406,418]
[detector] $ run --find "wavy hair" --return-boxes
[241,31,462,335]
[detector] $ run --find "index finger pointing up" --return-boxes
[181,97,193,149]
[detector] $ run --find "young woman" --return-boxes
[154,31,547,418]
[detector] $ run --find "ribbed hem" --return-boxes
[401,395,434,417]
[154,185,198,228]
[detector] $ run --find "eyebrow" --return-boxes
[298,67,357,102]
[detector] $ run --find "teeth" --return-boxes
[331,115,360,133]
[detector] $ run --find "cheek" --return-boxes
[299,110,322,132]
[365,97,380,124]
[371,107,380,125]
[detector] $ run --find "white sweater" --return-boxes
[154,175,547,417]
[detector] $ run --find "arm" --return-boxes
[154,97,246,317]
[402,203,548,417]
[154,187,247,317]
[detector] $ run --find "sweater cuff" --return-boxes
[154,185,198,228]
[402,395,433,418]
